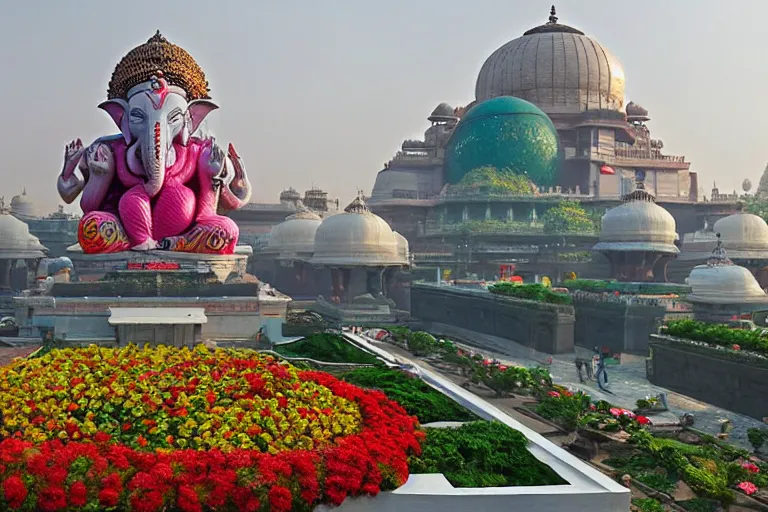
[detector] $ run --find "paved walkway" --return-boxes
[425,323,765,450]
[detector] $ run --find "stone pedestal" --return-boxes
[66,244,252,283]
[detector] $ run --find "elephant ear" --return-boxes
[98,99,131,144]
[180,99,219,145]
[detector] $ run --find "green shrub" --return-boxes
[542,200,598,234]
[454,166,535,195]
[747,427,768,452]
[488,282,572,305]
[409,421,567,487]
[407,331,438,356]
[535,391,590,431]
[663,319,768,356]
[274,333,380,365]
[676,499,722,512]
[562,279,611,292]
[632,498,666,512]
[341,367,478,424]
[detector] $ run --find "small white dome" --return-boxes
[0,214,47,258]
[265,211,322,260]
[311,197,406,267]
[394,232,410,263]
[713,213,768,253]
[10,190,40,219]
[594,190,679,254]
[687,263,767,303]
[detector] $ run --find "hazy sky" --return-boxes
[1,0,765,213]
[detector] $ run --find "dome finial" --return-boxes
[549,5,558,24]
[708,233,732,267]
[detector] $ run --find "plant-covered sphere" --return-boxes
[444,96,560,186]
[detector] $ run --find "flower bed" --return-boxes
[488,282,573,305]
[534,388,652,435]
[662,319,768,357]
[0,345,423,511]
[341,367,478,424]
[378,327,553,397]
[409,421,567,488]
[274,332,381,365]
[602,430,768,508]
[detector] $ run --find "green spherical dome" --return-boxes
[444,96,560,186]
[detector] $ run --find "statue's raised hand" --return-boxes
[57,139,86,204]
[61,139,84,179]
[200,138,227,185]
[227,143,247,193]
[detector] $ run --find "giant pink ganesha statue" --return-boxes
[56,32,251,255]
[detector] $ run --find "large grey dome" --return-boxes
[475,7,625,114]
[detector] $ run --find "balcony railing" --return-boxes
[614,148,686,163]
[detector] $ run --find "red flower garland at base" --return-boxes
[0,370,423,511]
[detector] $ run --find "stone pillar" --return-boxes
[330,268,342,301]
[0,260,10,289]
[506,207,514,221]
[485,205,491,220]
[462,206,469,222]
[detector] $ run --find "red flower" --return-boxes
[278,397,288,409]
[547,391,561,398]
[131,490,164,512]
[738,481,758,495]
[733,344,741,351]
[136,435,148,448]
[743,462,760,473]
[177,485,202,512]
[99,488,120,507]
[268,485,293,512]
[69,481,88,507]
[37,486,67,512]
[94,431,111,444]
[3,475,28,509]
[636,416,651,425]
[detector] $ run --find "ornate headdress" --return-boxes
[106,31,210,100]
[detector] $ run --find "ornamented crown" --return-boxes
[106,31,210,100]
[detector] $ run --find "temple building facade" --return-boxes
[364,6,735,282]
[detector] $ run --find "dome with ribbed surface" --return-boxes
[687,264,767,303]
[475,7,625,114]
[394,232,410,263]
[311,197,406,267]
[265,211,322,261]
[10,190,40,220]
[713,213,768,254]
[593,187,678,254]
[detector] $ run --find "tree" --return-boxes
[542,200,597,234]
[757,162,768,198]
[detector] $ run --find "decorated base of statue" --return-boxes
[66,243,252,283]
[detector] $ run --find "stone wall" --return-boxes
[648,335,768,421]
[574,299,667,354]
[410,284,574,354]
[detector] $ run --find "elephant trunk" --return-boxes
[142,121,167,198]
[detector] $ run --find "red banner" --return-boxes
[126,262,181,271]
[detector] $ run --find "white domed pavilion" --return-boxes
[0,211,48,290]
[309,196,410,323]
[685,237,768,321]
[593,176,679,281]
